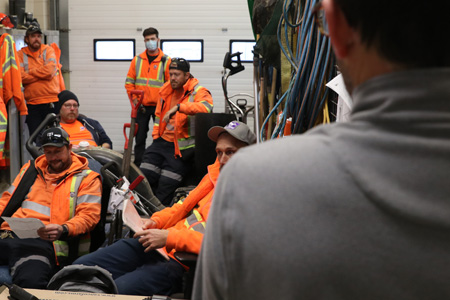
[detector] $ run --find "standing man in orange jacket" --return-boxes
[140,58,213,205]
[125,27,171,167]
[18,25,62,138]
[0,127,101,289]
[73,121,256,296]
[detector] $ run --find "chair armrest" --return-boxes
[173,252,198,269]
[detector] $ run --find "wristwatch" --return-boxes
[177,104,180,111]
[60,224,69,240]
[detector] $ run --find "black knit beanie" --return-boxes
[57,90,79,112]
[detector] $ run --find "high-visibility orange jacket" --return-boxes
[151,159,220,264]
[125,49,170,106]
[18,44,60,105]
[153,77,214,157]
[0,152,102,236]
[0,33,27,115]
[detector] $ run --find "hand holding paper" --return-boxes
[122,199,170,261]
[1,217,44,239]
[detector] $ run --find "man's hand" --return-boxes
[37,224,63,242]
[143,218,157,229]
[134,229,169,253]
[162,105,178,123]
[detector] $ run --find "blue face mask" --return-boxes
[145,40,158,51]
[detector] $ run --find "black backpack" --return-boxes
[47,265,118,294]
[0,160,38,225]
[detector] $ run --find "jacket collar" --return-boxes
[138,48,164,62]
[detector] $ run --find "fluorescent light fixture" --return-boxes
[94,39,135,61]
[229,40,256,63]
[160,39,204,62]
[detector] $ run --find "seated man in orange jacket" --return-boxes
[74,120,256,296]
[0,127,102,289]
[140,58,214,206]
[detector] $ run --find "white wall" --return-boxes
[68,0,255,150]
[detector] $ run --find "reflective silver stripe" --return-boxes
[42,48,47,61]
[135,56,143,84]
[184,210,206,234]
[0,124,7,131]
[78,239,90,254]
[147,79,164,87]
[178,138,195,149]
[22,54,29,72]
[70,170,92,218]
[191,222,206,234]
[76,194,101,204]
[158,55,168,81]
[48,58,56,63]
[161,169,183,182]
[54,240,69,257]
[135,79,147,85]
[135,56,166,87]
[10,255,51,276]
[140,162,161,174]
[201,101,213,113]
[125,77,135,84]
[154,116,160,126]
[22,200,51,216]
[2,37,19,74]
[136,57,142,75]
[6,184,15,194]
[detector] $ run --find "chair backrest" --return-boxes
[183,113,236,186]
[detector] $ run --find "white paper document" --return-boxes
[2,217,45,239]
[122,199,170,261]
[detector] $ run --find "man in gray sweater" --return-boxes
[193,0,450,299]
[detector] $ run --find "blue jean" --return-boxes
[73,238,184,296]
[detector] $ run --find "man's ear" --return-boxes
[323,0,355,59]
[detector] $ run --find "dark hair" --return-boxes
[335,0,450,68]
[142,27,159,38]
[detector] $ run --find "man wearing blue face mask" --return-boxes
[125,27,171,166]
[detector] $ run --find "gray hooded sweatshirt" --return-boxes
[193,68,450,300]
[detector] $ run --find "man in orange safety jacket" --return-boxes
[74,120,256,296]
[140,57,214,205]
[125,27,170,167]
[0,127,101,289]
[18,25,62,139]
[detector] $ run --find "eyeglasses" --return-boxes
[63,103,79,109]
[312,0,329,36]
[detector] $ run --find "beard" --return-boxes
[29,41,41,51]
[48,158,71,174]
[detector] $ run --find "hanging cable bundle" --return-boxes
[260,0,336,140]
